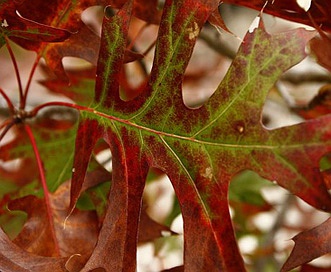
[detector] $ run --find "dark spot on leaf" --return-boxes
[104,6,116,19]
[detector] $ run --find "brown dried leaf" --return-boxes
[8,180,99,258]
[0,228,67,272]
[310,35,331,72]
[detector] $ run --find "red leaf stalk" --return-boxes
[23,55,42,109]
[5,37,24,109]
[24,124,60,256]
[0,88,15,114]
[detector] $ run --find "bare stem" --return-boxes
[142,39,157,56]
[253,194,295,272]
[24,124,61,256]
[199,30,237,60]
[281,73,331,85]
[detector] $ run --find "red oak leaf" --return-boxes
[66,0,331,271]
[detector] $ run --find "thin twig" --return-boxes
[199,30,237,59]
[142,39,157,57]
[281,72,331,85]
[253,194,295,272]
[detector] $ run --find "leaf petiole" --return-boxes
[0,119,16,144]
[5,37,24,110]
[24,124,60,256]
[22,55,42,109]
[0,88,15,114]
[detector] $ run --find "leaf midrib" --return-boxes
[84,107,329,150]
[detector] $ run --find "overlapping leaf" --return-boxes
[8,179,99,258]
[310,35,331,72]
[109,0,162,24]
[0,0,70,48]
[3,0,109,80]
[5,0,152,80]
[40,67,96,106]
[296,84,331,119]
[0,227,67,272]
[0,120,78,192]
[67,0,331,271]
[223,0,331,32]
[0,119,80,264]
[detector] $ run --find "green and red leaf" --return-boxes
[67,0,331,270]
[0,120,78,192]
